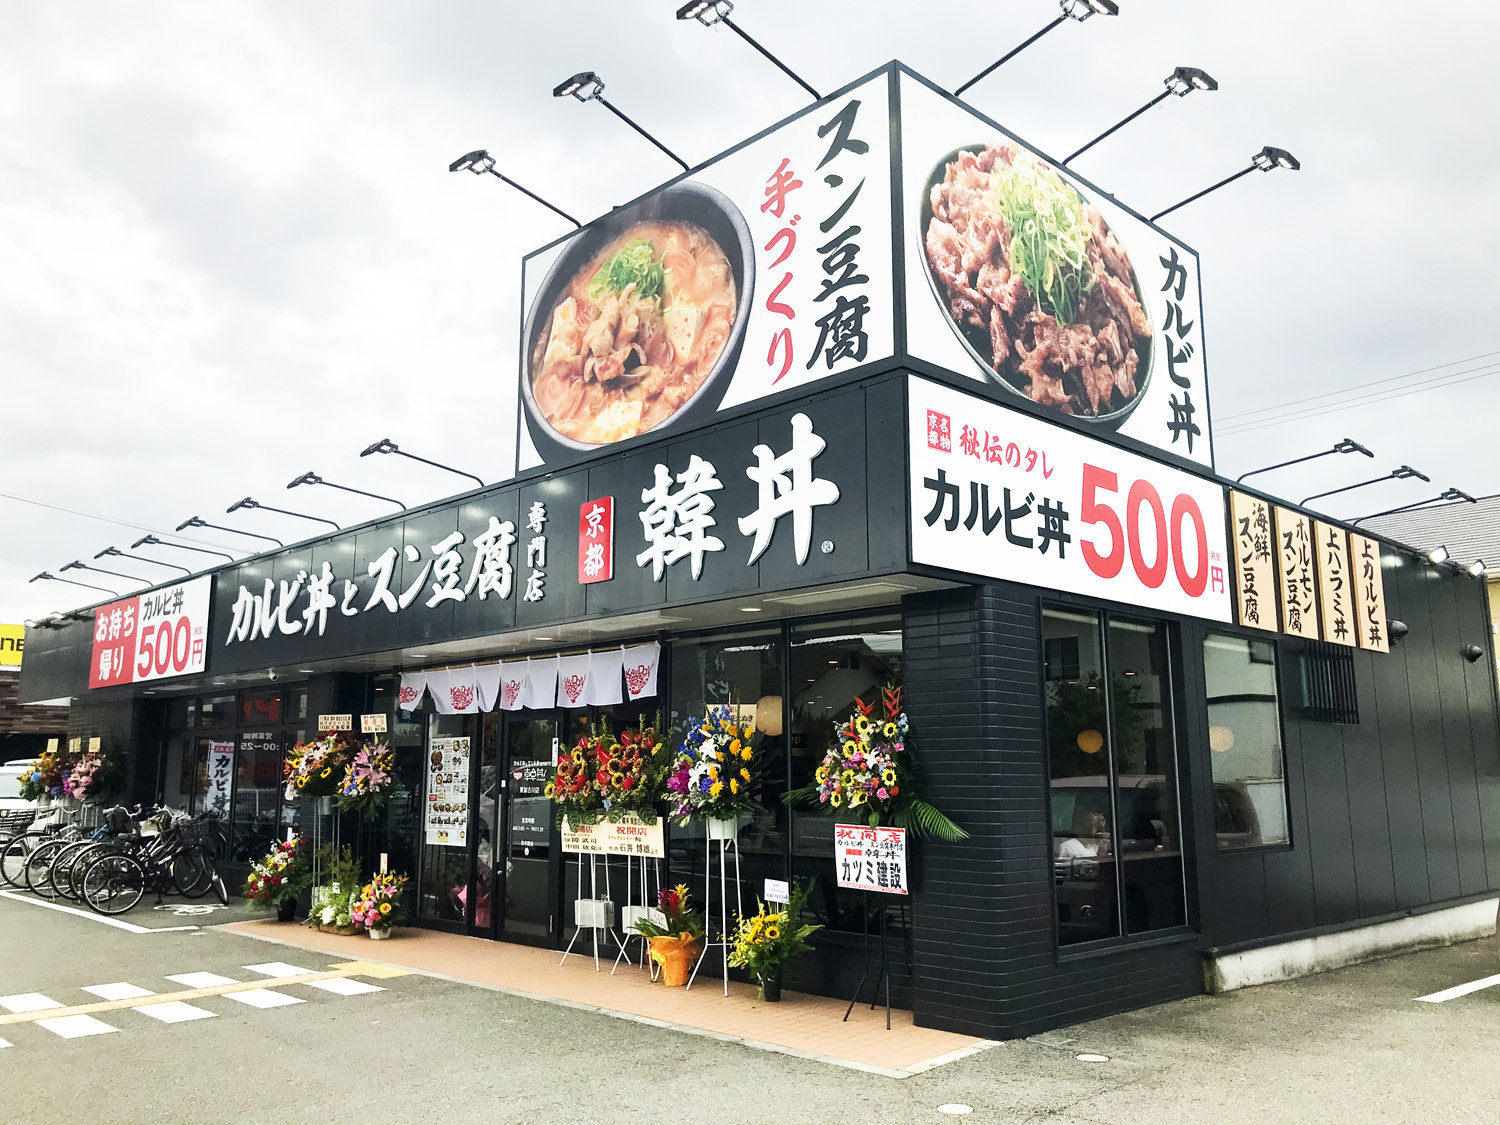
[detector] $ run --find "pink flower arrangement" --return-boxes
[351,870,407,932]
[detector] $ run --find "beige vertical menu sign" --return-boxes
[1313,521,1356,647]
[1229,491,1278,632]
[1349,533,1390,653]
[1274,508,1319,639]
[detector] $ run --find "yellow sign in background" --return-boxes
[0,623,23,667]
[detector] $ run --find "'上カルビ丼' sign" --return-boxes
[89,576,212,690]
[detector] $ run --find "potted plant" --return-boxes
[728,881,821,1002]
[633,884,705,987]
[243,836,313,922]
[305,845,362,935]
[666,706,759,835]
[351,871,407,939]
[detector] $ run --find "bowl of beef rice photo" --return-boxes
[920,143,1153,427]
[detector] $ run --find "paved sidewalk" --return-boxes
[223,918,994,1077]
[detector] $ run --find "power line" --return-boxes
[1217,360,1500,437]
[1214,348,1500,424]
[0,491,242,554]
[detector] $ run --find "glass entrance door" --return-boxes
[500,713,559,941]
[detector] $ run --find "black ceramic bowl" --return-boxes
[520,181,755,463]
[917,145,1153,429]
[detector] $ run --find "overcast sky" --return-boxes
[4,0,1497,621]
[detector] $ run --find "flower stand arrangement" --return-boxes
[544,730,607,827]
[243,835,313,922]
[19,746,77,803]
[594,717,669,824]
[335,742,396,819]
[666,706,760,829]
[790,682,968,841]
[351,871,408,939]
[728,880,821,1002]
[283,733,361,801]
[61,751,118,803]
[633,884,705,987]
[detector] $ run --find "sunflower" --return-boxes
[729,778,739,794]
[881,768,897,785]
[815,766,829,783]
[855,716,871,736]
[765,924,780,940]
[710,781,724,798]
[739,768,750,782]
[729,739,741,755]
[882,721,898,738]
[708,765,719,780]
[379,902,391,915]
[740,746,753,761]
[850,791,866,806]
[320,768,331,778]
[830,791,843,808]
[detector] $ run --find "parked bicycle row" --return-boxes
[0,803,228,915]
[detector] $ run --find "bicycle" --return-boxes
[80,811,228,915]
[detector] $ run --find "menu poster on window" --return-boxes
[206,741,235,818]
[1229,491,1277,633]
[1314,521,1356,648]
[835,823,908,895]
[1349,533,1390,653]
[1274,507,1319,640]
[424,737,471,846]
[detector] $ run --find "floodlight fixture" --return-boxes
[1462,643,1486,663]
[1351,487,1477,525]
[1387,619,1409,643]
[676,1,821,101]
[1236,438,1373,483]
[1428,545,1450,565]
[955,0,1119,98]
[225,496,340,530]
[361,438,485,489]
[95,546,191,575]
[287,470,404,512]
[29,571,118,596]
[1064,65,1218,165]
[553,71,689,173]
[1468,559,1486,579]
[1150,145,1301,223]
[60,559,148,586]
[130,534,234,562]
[448,149,581,228]
[175,516,282,548]
[1300,465,1428,507]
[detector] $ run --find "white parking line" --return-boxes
[0,890,199,934]
[1414,973,1500,1003]
[166,972,238,988]
[135,1001,215,1023]
[222,988,302,1009]
[83,983,155,1001]
[303,977,385,996]
[34,1014,118,1038]
[245,962,315,979]
[0,1037,10,1048]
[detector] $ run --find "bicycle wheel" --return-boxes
[24,839,68,897]
[48,840,97,901]
[83,853,145,915]
[171,848,212,898]
[210,869,228,906]
[0,835,37,889]
[69,844,116,900]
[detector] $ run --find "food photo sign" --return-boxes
[898,69,1214,472]
[516,70,894,473]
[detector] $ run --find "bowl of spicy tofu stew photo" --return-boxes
[521,180,755,462]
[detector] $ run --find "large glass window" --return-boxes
[416,713,474,927]
[1204,633,1290,848]
[788,615,904,933]
[1045,607,1186,946]
[232,731,282,861]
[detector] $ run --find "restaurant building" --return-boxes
[19,64,1499,1039]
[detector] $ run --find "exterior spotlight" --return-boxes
[287,471,404,511]
[1237,438,1372,484]
[553,72,689,172]
[1387,620,1409,644]
[1064,65,1218,165]
[448,149,581,228]
[676,1,820,101]
[176,515,283,549]
[554,71,605,101]
[1165,66,1217,95]
[1300,465,1429,507]
[225,498,340,531]
[60,559,148,586]
[95,545,191,575]
[1428,546,1450,564]
[131,534,235,562]
[955,0,1118,98]
[1468,559,1486,578]
[1150,144,1301,222]
[361,438,485,489]
[1461,644,1486,664]
[29,571,119,596]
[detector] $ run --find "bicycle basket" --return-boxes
[104,806,132,835]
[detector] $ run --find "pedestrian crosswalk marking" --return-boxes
[245,962,315,979]
[83,983,156,1001]
[166,972,239,988]
[35,1014,118,1039]
[223,988,303,1009]
[135,1001,215,1023]
[0,1037,11,1048]
[0,994,63,1013]
[305,977,385,996]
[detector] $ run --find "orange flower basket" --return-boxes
[647,933,703,987]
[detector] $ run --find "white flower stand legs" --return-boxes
[612,852,664,977]
[687,817,742,995]
[560,851,624,971]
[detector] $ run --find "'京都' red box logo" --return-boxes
[578,497,614,584]
[926,410,952,453]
